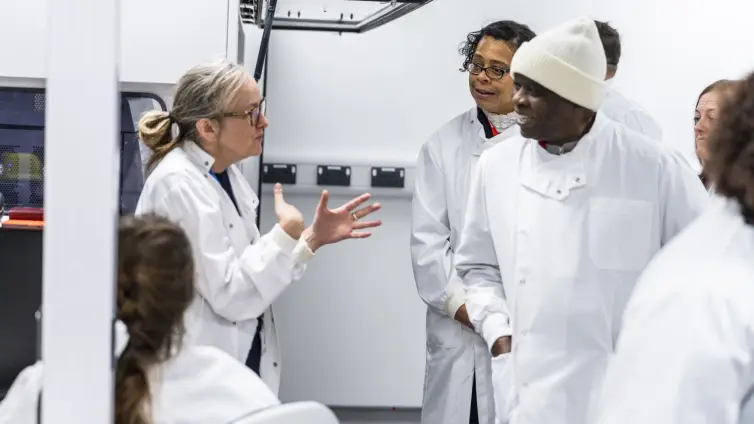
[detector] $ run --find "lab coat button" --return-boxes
[519,279,526,285]
[575,177,581,183]
[232,321,236,325]
[229,223,234,229]
[556,189,562,195]
[273,362,278,367]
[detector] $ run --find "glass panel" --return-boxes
[120,95,164,215]
[0,89,166,214]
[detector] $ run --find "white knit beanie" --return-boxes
[511,17,607,111]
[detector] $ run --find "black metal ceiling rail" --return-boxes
[241,0,434,34]
[253,0,278,82]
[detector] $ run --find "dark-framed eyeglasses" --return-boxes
[467,63,510,80]
[220,97,267,128]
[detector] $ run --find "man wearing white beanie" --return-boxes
[453,17,709,424]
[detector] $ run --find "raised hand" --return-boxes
[273,183,305,239]
[303,190,382,251]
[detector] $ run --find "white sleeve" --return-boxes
[0,362,44,424]
[659,150,710,245]
[410,140,465,318]
[454,152,511,350]
[595,274,750,424]
[154,179,314,323]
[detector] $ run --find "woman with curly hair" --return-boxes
[594,73,754,423]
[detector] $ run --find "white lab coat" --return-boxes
[454,112,709,424]
[595,199,754,424]
[0,345,281,424]
[600,84,662,141]
[411,107,519,424]
[135,141,314,394]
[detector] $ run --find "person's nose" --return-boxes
[513,87,528,108]
[695,116,710,135]
[259,113,269,129]
[475,70,491,85]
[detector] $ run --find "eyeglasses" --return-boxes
[467,63,510,80]
[220,97,267,128]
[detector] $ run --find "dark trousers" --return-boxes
[244,317,264,375]
[470,373,479,423]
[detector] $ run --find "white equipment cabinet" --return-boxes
[0,0,244,83]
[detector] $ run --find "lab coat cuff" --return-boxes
[481,313,512,351]
[444,291,466,318]
[292,237,315,263]
[269,224,299,254]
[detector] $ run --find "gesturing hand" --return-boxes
[273,183,305,239]
[303,190,382,251]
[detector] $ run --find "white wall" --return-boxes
[0,0,237,85]
[258,0,754,409]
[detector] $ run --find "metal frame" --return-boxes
[242,0,434,33]
[43,0,120,423]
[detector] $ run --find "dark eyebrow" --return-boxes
[488,60,509,68]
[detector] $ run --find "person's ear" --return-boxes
[195,118,220,144]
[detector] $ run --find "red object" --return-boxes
[489,119,499,137]
[8,207,44,221]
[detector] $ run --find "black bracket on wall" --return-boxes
[262,163,297,184]
[317,165,351,186]
[371,166,405,188]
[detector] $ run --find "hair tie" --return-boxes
[114,319,130,358]
[166,113,176,123]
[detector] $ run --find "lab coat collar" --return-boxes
[182,140,216,174]
[469,107,519,156]
[519,113,610,200]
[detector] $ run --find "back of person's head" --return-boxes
[115,215,195,424]
[459,20,537,71]
[707,74,753,224]
[138,58,250,172]
[594,20,621,69]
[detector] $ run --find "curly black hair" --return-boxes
[459,20,536,72]
[707,74,754,225]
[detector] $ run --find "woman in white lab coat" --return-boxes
[694,79,737,190]
[0,215,280,424]
[134,59,382,394]
[410,20,536,424]
[595,70,754,424]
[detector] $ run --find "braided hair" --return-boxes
[115,215,195,424]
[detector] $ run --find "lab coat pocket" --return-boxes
[588,198,653,271]
[491,353,515,423]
